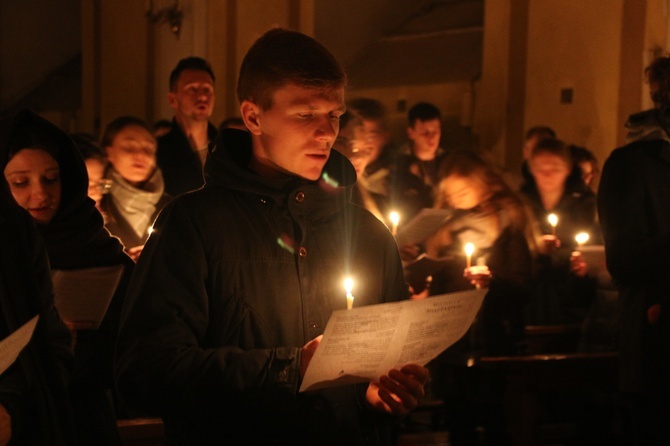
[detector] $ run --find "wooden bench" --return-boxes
[117,418,165,446]
[475,352,619,446]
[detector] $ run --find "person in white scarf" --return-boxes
[100,116,171,261]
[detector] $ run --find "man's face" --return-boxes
[168,69,215,123]
[408,118,441,161]
[245,83,345,181]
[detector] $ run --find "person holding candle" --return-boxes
[99,116,171,262]
[115,28,428,445]
[520,137,600,325]
[422,150,534,444]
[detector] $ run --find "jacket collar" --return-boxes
[204,129,356,222]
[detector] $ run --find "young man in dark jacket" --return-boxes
[115,28,427,445]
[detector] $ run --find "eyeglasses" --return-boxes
[98,179,112,194]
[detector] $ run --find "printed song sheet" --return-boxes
[394,208,454,247]
[0,315,39,376]
[300,289,486,392]
[52,265,125,329]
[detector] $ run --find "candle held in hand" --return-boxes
[575,232,589,247]
[548,213,558,236]
[389,211,400,236]
[464,242,475,268]
[344,277,354,310]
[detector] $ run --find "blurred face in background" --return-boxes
[335,121,373,177]
[408,118,441,161]
[4,148,61,224]
[441,174,489,210]
[85,157,106,205]
[529,152,571,195]
[105,125,157,186]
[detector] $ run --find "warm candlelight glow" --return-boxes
[389,211,400,236]
[147,226,154,235]
[344,277,354,310]
[464,242,475,268]
[575,232,589,247]
[548,213,558,235]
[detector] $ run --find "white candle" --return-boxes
[344,277,354,310]
[464,242,475,268]
[389,211,400,236]
[548,213,558,236]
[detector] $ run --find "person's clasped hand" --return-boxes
[569,251,587,277]
[365,364,429,416]
[463,265,491,288]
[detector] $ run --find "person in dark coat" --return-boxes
[100,116,171,261]
[520,137,600,325]
[0,109,134,445]
[156,56,218,197]
[0,196,76,445]
[420,151,534,445]
[115,28,428,445]
[598,55,670,446]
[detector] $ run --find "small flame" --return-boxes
[575,232,589,246]
[464,242,475,257]
[389,211,400,226]
[344,277,354,295]
[548,213,558,227]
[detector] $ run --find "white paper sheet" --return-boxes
[0,315,39,376]
[52,265,125,329]
[300,289,486,392]
[394,208,454,247]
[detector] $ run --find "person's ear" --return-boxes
[241,101,262,135]
[407,126,415,141]
[167,92,177,110]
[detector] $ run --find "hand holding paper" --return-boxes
[300,289,486,392]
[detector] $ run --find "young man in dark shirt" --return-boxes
[116,28,427,445]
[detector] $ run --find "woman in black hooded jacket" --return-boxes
[0,109,135,445]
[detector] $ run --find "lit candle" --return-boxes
[548,213,558,236]
[575,232,589,247]
[389,211,400,236]
[344,277,354,310]
[464,242,475,268]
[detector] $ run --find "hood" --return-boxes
[625,107,670,144]
[0,109,89,219]
[0,109,123,268]
[204,129,357,221]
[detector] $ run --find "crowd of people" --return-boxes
[0,27,667,446]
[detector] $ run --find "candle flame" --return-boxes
[548,213,558,227]
[390,211,400,226]
[464,242,475,257]
[575,232,589,246]
[344,277,354,295]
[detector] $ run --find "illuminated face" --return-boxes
[530,152,571,194]
[245,83,345,181]
[105,125,157,186]
[441,175,488,210]
[4,148,61,224]
[408,118,441,161]
[168,69,215,123]
[85,158,106,204]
